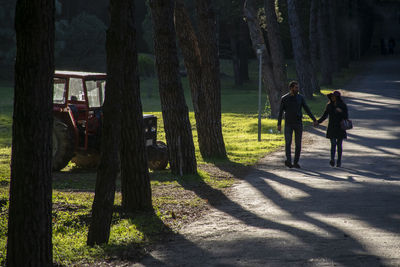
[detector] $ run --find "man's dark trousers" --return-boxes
[284,123,303,164]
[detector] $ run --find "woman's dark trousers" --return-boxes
[330,138,343,164]
[284,123,303,164]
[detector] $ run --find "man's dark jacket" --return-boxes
[277,93,316,125]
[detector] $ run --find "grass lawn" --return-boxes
[0,59,362,266]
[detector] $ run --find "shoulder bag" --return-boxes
[340,119,353,130]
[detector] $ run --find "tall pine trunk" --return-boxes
[87,0,123,246]
[195,0,227,158]
[317,0,333,85]
[264,0,288,97]
[229,23,242,86]
[7,0,54,265]
[286,0,315,99]
[244,0,282,117]
[309,0,321,94]
[174,0,203,137]
[150,0,197,175]
[238,20,250,82]
[120,0,153,213]
[349,0,361,60]
[174,0,227,159]
[338,0,350,68]
[328,0,340,72]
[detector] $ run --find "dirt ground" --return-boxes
[129,56,400,267]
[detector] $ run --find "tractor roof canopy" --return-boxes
[55,70,106,80]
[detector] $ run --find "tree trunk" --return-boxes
[338,0,350,68]
[286,0,315,99]
[238,19,250,82]
[174,0,227,159]
[309,0,321,94]
[264,0,288,97]
[174,0,207,159]
[349,0,361,60]
[7,0,54,266]
[327,0,340,72]
[150,0,197,175]
[244,0,282,118]
[195,0,227,158]
[317,0,333,85]
[87,0,123,246]
[120,0,153,213]
[229,25,242,86]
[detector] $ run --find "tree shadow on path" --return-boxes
[138,57,400,266]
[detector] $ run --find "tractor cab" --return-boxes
[53,71,106,151]
[52,70,168,171]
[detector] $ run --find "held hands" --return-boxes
[278,121,318,131]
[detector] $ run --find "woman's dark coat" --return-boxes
[318,99,348,139]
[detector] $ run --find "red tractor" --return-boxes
[52,70,168,171]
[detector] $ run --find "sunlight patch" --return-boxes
[265,179,310,200]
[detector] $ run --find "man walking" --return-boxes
[277,81,318,168]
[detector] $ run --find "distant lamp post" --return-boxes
[256,45,265,142]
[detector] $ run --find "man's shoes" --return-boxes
[293,163,301,168]
[336,161,341,167]
[329,160,335,167]
[285,161,293,168]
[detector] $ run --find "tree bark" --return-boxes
[238,19,250,82]
[349,0,361,60]
[174,0,202,116]
[309,0,321,94]
[120,0,153,213]
[150,0,197,175]
[244,0,282,117]
[195,0,227,158]
[327,0,340,72]
[286,0,315,99]
[87,0,123,246]
[337,0,350,68]
[264,0,288,97]
[7,0,54,266]
[229,23,242,86]
[174,0,227,159]
[317,0,333,85]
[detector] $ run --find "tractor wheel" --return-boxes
[53,119,75,171]
[148,141,169,170]
[71,152,100,169]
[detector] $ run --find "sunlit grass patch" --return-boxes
[0,189,8,266]
[221,113,284,165]
[0,147,10,185]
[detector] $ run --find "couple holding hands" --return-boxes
[277,81,349,168]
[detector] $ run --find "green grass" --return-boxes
[0,59,363,266]
[0,83,13,149]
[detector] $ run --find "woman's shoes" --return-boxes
[330,160,341,167]
[285,161,293,168]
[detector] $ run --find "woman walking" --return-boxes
[317,91,349,167]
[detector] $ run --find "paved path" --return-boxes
[135,57,400,267]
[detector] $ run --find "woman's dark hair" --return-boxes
[327,91,343,103]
